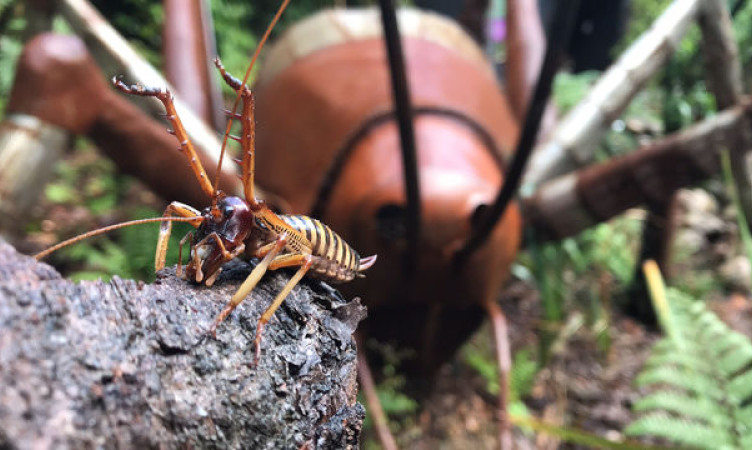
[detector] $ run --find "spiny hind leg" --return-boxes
[254,254,313,364]
[156,202,202,272]
[213,58,256,201]
[214,58,249,94]
[112,77,215,197]
[209,233,288,336]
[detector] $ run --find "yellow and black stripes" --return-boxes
[255,211,311,254]
[280,214,361,278]
[254,209,365,282]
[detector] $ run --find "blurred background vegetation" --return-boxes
[3,0,752,447]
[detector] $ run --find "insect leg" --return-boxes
[189,231,246,285]
[210,0,290,198]
[267,253,311,270]
[156,202,203,272]
[176,231,194,277]
[208,234,288,335]
[112,78,215,198]
[214,59,256,203]
[214,58,246,93]
[254,254,313,364]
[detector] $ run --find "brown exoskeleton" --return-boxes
[35,0,375,363]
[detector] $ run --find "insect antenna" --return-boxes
[377,0,421,277]
[212,0,291,200]
[454,0,582,265]
[34,216,201,261]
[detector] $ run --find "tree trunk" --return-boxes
[0,241,366,449]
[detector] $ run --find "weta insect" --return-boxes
[34,0,375,363]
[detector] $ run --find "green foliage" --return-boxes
[461,327,540,424]
[44,183,77,204]
[90,0,164,66]
[626,287,752,449]
[615,0,719,131]
[0,33,21,108]
[360,341,418,448]
[552,71,600,114]
[731,0,752,88]
[512,413,671,450]
[59,206,192,282]
[463,340,539,405]
[40,145,192,282]
[670,248,726,300]
[554,70,659,162]
[211,0,257,84]
[373,383,418,418]
[463,340,500,394]
[368,344,418,419]
[518,216,642,364]
[661,25,716,133]
[523,216,641,328]
[61,239,131,282]
[0,1,23,114]
[211,0,344,87]
[510,349,539,401]
[44,148,123,214]
[616,0,673,54]
[85,0,337,86]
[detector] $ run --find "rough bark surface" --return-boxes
[0,241,366,449]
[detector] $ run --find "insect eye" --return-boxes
[222,205,234,217]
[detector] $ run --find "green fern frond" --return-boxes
[635,365,725,400]
[737,405,752,425]
[718,342,752,374]
[642,341,706,369]
[728,370,752,401]
[625,413,730,449]
[632,391,729,429]
[627,263,752,449]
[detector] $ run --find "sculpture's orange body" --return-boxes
[253,9,523,371]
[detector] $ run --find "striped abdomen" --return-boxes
[280,214,367,282]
